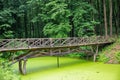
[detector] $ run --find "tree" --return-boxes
[0,8,15,38]
[109,0,113,36]
[71,1,99,37]
[42,0,71,38]
[103,0,108,37]
[0,0,119,38]
[0,59,20,80]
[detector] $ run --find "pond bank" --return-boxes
[13,57,120,80]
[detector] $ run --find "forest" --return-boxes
[0,0,120,80]
[0,0,120,38]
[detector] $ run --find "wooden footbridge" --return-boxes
[0,36,115,74]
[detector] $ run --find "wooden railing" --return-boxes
[0,36,115,52]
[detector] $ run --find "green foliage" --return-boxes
[41,0,99,38]
[1,51,25,59]
[99,54,110,63]
[2,31,14,38]
[66,46,91,59]
[99,38,120,64]
[72,2,99,37]
[0,0,119,38]
[0,8,15,38]
[98,43,114,63]
[115,52,120,63]
[99,51,120,64]
[0,59,20,80]
[42,0,71,38]
[44,22,71,38]
[67,52,86,59]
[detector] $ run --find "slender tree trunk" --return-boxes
[118,0,120,35]
[24,11,28,38]
[69,16,75,37]
[109,0,113,36]
[103,0,108,37]
[68,2,75,37]
[98,0,103,35]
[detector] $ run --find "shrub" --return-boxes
[99,54,110,63]
[67,52,85,58]
[0,59,20,80]
[1,50,25,60]
[115,52,120,63]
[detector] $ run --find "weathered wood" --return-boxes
[0,36,115,52]
[19,60,23,74]
[57,55,60,68]
[93,45,99,62]
[56,49,61,68]
[22,59,27,75]
[18,59,27,75]
[1,36,115,75]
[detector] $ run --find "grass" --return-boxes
[99,38,120,63]
[12,56,120,80]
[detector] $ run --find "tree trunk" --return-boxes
[103,0,108,37]
[69,16,75,37]
[109,0,113,36]
[24,11,28,38]
[118,0,120,35]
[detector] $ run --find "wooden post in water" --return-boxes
[57,49,61,68]
[19,60,23,74]
[93,45,99,62]
[23,59,27,75]
[18,59,27,75]
[57,55,59,68]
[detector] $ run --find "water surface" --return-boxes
[13,57,120,80]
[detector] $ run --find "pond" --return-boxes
[13,57,120,80]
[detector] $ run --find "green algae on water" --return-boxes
[13,57,120,80]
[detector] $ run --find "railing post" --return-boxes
[27,38,30,49]
[50,38,53,47]
[19,60,22,74]
[50,49,52,56]
[13,39,15,49]
[69,38,71,46]
[56,49,61,68]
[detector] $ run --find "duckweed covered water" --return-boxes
[13,57,120,80]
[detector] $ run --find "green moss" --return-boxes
[13,57,120,80]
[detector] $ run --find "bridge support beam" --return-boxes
[19,60,22,74]
[57,55,60,68]
[93,45,99,62]
[18,59,27,75]
[56,49,61,68]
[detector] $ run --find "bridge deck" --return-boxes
[0,36,115,52]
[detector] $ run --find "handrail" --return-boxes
[0,36,115,52]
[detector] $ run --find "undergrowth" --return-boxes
[99,38,120,64]
[0,58,20,80]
